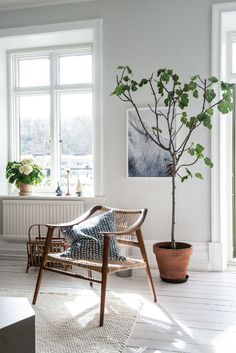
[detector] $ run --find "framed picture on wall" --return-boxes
[127,107,173,178]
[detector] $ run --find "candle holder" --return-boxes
[76,176,82,197]
[65,169,71,196]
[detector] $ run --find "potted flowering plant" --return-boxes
[6,158,44,195]
[112,66,234,283]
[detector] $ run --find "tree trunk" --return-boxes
[171,169,176,249]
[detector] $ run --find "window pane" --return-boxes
[18,58,50,87]
[59,92,93,195]
[232,43,236,73]
[59,55,92,84]
[19,95,51,186]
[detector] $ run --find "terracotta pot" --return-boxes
[19,182,33,196]
[153,242,192,283]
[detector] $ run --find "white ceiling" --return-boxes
[0,0,93,11]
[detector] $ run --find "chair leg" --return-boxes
[32,266,44,304]
[25,263,30,273]
[136,229,157,302]
[99,270,108,327]
[88,270,93,287]
[99,236,110,327]
[145,265,157,302]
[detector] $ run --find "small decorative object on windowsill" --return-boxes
[6,158,44,196]
[76,176,82,197]
[55,182,63,196]
[65,169,71,196]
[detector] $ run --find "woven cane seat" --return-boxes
[46,253,146,273]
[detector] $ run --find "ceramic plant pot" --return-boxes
[153,241,192,283]
[19,182,33,196]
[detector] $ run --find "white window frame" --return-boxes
[8,44,93,193]
[226,32,236,82]
[1,19,103,197]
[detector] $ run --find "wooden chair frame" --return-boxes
[32,205,157,326]
[26,224,66,273]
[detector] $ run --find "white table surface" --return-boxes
[0,297,35,329]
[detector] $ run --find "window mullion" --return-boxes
[50,52,60,190]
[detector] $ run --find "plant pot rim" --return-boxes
[153,241,192,250]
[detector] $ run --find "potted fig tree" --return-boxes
[112,66,233,283]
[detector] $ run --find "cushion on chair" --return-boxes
[60,211,126,261]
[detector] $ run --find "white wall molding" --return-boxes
[0,0,93,12]
[0,238,209,271]
[208,241,224,271]
[211,3,236,269]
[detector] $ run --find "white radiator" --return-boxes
[2,200,84,238]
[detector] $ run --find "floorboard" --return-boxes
[1,259,236,353]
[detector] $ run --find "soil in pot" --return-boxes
[153,242,192,283]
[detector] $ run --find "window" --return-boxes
[8,44,94,195]
[227,33,236,82]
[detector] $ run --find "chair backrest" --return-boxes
[98,206,147,243]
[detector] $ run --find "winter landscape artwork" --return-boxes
[127,108,172,177]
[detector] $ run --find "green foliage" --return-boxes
[6,159,44,188]
[195,172,203,179]
[111,65,234,180]
[112,66,234,244]
[204,157,213,168]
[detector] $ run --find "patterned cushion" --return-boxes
[60,211,125,261]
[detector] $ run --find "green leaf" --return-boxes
[189,81,197,90]
[218,101,234,114]
[190,75,200,81]
[204,157,213,168]
[208,76,218,83]
[126,66,132,74]
[157,68,165,76]
[203,115,212,129]
[113,85,129,96]
[193,89,198,98]
[172,74,179,82]
[195,172,204,179]
[179,92,189,109]
[152,127,162,133]
[205,89,216,103]
[197,113,208,122]
[183,84,189,91]
[161,72,170,83]
[186,168,192,177]
[176,89,182,96]
[188,116,197,128]
[157,81,164,95]
[196,144,204,153]
[123,76,130,82]
[181,112,187,124]
[139,78,148,87]
[181,175,189,183]
[117,66,125,70]
[206,108,213,116]
[188,148,195,156]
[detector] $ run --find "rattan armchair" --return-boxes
[32,205,157,326]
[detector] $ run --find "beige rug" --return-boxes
[0,289,142,353]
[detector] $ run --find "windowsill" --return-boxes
[0,194,106,202]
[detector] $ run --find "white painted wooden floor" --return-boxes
[1,259,236,353]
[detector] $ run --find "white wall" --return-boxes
[0,0,232,269]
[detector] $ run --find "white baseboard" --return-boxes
[0,235,212,272]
